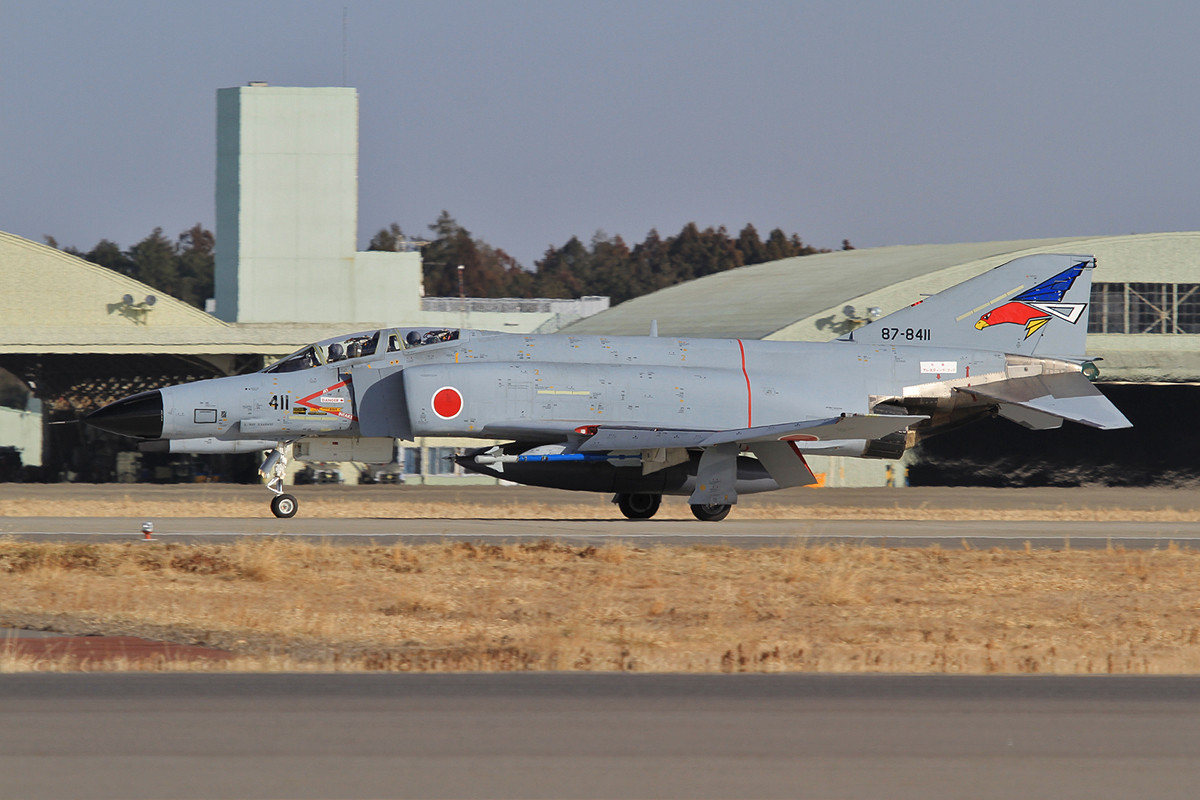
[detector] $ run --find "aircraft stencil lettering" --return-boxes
[974,260,1088,338]
[86,254,1130,520]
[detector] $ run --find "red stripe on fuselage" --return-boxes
[737,339,752,428]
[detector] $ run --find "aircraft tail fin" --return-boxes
[850,253,1096,358]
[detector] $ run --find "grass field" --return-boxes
[4,535,1200,674]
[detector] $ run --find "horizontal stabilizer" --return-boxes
[577,414,928,453]
[957,372,1132,430]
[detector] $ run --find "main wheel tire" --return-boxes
[271,493,298,518]
[616,492,661,520]
[690,503,731,522]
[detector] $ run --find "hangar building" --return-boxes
[564,233,1200,487]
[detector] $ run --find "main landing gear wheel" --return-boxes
[616,492,661,520]
[691,503,731,522]
[271,493,298,519]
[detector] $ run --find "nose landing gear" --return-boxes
[260,444,298,518]
[270,493,298,519]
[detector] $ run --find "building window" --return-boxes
[426,447,460,475]
[1089,283,1200,334]
[1176,284,1200,333]
[402,447,421,476]
[1128,283,1169,333]
[1089,283,1125,334]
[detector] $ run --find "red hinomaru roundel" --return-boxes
[432,386,463,419]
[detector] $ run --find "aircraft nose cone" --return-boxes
[85,390,163,439]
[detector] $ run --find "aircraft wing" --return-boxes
[575,427,714,450]
[956,372,1132,430]
[576,414,928,452]
[700,414,928,446]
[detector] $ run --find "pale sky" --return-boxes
[3,0,1198,269]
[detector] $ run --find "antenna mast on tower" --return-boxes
[342,7,349,86]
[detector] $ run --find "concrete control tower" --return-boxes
[214,83,421,324]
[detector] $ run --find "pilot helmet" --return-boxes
[405,331,422,346]
[328,342,344,361]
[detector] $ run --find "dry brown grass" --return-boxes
[5,537,1200,674]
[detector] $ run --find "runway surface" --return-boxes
[4,485,1200,548]
[5,673,1200,800]
[5,514,1200,549]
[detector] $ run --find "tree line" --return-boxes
[48,225,215,310]
[375,212,842,304]
[53,215,843,309]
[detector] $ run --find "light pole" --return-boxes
[457,264,466,329]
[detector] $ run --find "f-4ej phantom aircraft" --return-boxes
[86,253,1130,520]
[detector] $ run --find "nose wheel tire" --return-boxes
[690,503,731,522]
[271,493,298,518]
[616,492,661,520]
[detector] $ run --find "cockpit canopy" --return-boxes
[263,328,463,373]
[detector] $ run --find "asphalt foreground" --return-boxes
[4,673,1200,800]
[7,484,1200,798]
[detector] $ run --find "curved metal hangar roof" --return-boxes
[562,233,1200,342]
[561,232,1200,383]
[0,232,378,357]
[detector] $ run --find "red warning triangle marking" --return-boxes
[296,380,357,421]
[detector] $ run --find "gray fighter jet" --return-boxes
[86,253,1130,520]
